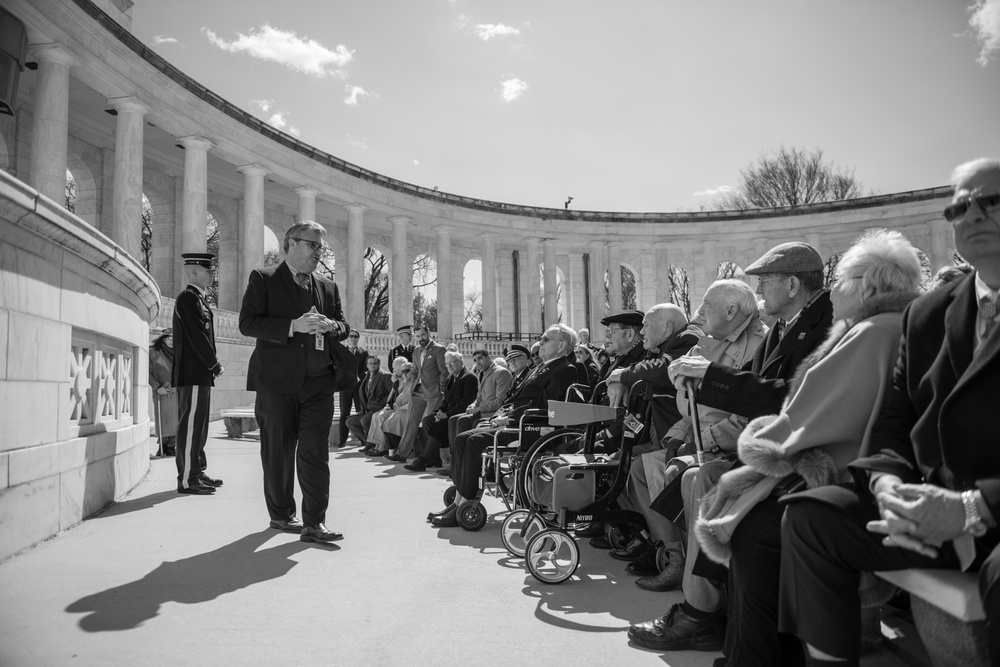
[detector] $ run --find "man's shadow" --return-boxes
[66,529,323,632]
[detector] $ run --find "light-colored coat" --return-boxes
[470,362,513,419]
[412,340,448,401]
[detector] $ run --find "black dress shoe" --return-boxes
[177,482,215,495]
[300,524,344,543]
[386,453,406,463]
[198,474,223,487]
[610,539,650,561]
[626,550,660,576]
[627,603,724,651]
[404,457,427,472]
[425,458,443,468]
[431,507,459,528]
[427,505,455,522]
[269,517,304,533]
[589,535,612,549]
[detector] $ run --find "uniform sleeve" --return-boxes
[175,292,220,372]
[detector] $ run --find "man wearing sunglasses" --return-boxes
[778,158,1000,665]
[334,329,369,447]
[239,221,355,544]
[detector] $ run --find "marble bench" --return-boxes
[220,407,257,439]
[876,569,988,667]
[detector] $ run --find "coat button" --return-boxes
[299,344,304,348]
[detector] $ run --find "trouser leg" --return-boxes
[398,394,427,457]
[454,428,494,500]
[680,462,731,613]
[256,388,299,521]
[295,374,336,527]
[337,389,354,443]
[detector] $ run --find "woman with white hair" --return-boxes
[366,357,411,455]
[695,229,923,666]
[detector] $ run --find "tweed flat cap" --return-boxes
[745,242,823,275]
[601,309,645,328]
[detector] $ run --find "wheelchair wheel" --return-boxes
[656,543,671,572]
[457,501,488,532]
[442,485,457,507]
[606,523,630,550]
[525,528,580,584]
[501,510,546,557]
[517,428,585,511]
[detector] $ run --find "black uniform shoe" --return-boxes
[404,457,427,472]
[300,524,344,543]
[610,538,650,561]
[177,482,215,495]
[198,474,223,487]
[627,603,724,651]
[625,550,660,576]
[431,507,459,528]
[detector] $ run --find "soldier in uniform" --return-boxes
[388,325,415,366]
[172,252,224,495]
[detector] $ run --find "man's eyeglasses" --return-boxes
[290,237,328,253]
[944,193,1000,222]
[348,334,359,339]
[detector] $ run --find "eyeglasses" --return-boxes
[944,193,1000,222]
[290,237,327,253]
[831,275,863,289]
[348,334,359,339]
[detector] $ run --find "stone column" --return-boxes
[525,238,542,336]
[607,243,623,314]
[343,204,367,330]
[389,216,410,330]
[654,243,671,305]
[237,164,267,306]
[481,235,497,332]
[108,96,148,260]
[587,241,606,340]
[178,136,213,254]
[436,226,453,339]
[28,44,74,204]
[293,186,318,223]
[805,233,823,259]
[929,220,951,271]
[542,239,558,327]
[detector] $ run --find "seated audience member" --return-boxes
[365,358,411,455]
[405,351,478,472]
[695,229,922,666]
[529,341,542,368]
[778,158,1000,666]
[574,344,601,389]
[618,281,767,588]
[589,310,648,447]
[381,363,419,462]
[347,357,394,450]
[502,345,533,396]
[429,324,579,528]
[494,357,507,369]
[446,349,513,456]
[629,241,834,652]
[579,327,592,346]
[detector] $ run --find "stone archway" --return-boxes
[207,204,238,309]
[65,156,98,228]
[365,245,390,330]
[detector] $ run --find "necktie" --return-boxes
[981,294,998,339]
[295,272,311,290]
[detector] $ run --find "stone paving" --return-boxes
[0,422,929,666]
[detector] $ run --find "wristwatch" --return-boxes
[962,490,988,538]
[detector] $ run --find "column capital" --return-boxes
[177,135,213,152]
[342,202,368,214]
[28,43,75,67]
[587,239,606,249]
[237,163,268,178]
[434,224,453,236]
[653,240,672,249]
[388,215,411,227]
[107,96,148,115]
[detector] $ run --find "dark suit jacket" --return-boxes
[238,261,353,394]
[172,285,220,386]
[345,345,370,386]
[361,369,394,413]
[504,354,578,422]
[849,274,1000,517]
[698,290,834,419]
[440,368,479,418]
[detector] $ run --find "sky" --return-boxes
[132,0,1000,213]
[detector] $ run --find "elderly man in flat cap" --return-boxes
[588,310,649,445]
[627,244,834,653]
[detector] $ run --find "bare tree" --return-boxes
[315,245,336,282]
[65,169,77,213]
[263,248,280,267]
[717,261,745,281]
[364,248,389,330]
[823,252,843,289]
[667,265,691,318]
[140,194,152,272]
[714,146,868,210]
[205,212,219,306]
[413,290,438,332]
[464,285,483,333]
[603,267,636,312]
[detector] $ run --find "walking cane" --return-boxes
[685,377,706,466]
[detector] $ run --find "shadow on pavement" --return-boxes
[65,529,319,632]
[89,489,180,519]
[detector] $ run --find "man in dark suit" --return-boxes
[779,158,1000,665]
[429,324,579,527]
[334,329,369,447]
[238,221,354,544]
[172,252,224,495]
[405,351,479,472]
[345,356,393,449]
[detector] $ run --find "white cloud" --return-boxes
[249,99,299,136]
[475,23,520,41]
[344,85,375,106]
[346,134,369,149]
[455,14,472,28]
[202,24,353,77]
[969,0,1000,66]
[693,185,734,197]
[153,35,178,45]
[250,98,273,113]
[500,77,528,102]
[268,112,289,130]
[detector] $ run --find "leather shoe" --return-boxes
[386,453,406,463]
[626,550,660,576]
[610,538,650,561]
[427,505,455,522]
[177,482,215,495]
[426,458,443,468]
[404,457,427,472]
[627,603,724,651]
[430,506,458,527]
[269,517,304,533]
[198,474,223,487]
[589,535,612,550]
[636,550,684,591]
[300,524,344,543]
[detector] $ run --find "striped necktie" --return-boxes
[981,294,998,339]
[295,272,311,290]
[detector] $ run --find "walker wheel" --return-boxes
[501,510,546,557]
[457,501,488,532]
[442,486,457,507]
[525,528,580,584]
[606,524,629,550]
